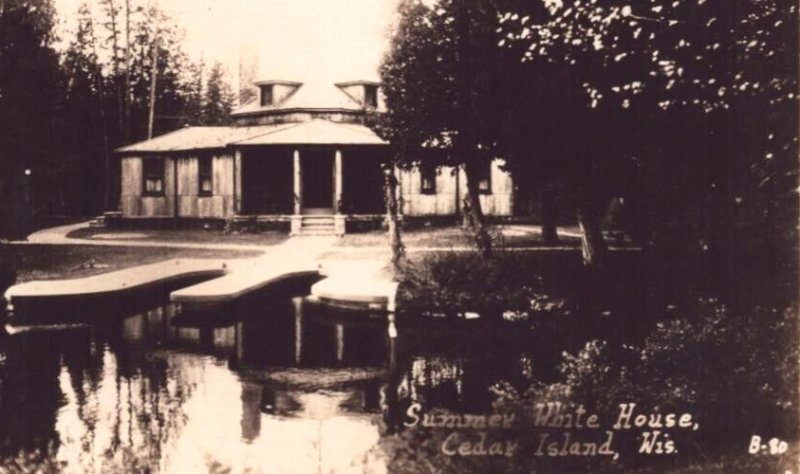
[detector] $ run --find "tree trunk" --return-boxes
[105,0,124,139]
[147,12,159,139]
[123,0,132,143]
[461,195,473,229]
[463,161,492,258]
[88,20,112,212]
[576,202,607,267]
[383,165,405,270]
[540,185,559,245]
[102,0,123,210]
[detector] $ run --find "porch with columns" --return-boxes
[233,144,386,235]
[289,147,346,235]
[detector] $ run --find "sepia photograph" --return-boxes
[0,0,797,472]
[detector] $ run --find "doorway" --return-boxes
[301,148,334,212]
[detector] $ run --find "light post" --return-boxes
[22,167,32,237]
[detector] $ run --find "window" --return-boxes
[198,155,213,195]
[260,85,273,106]
[476,161,492,194]
[143,158,164,196]
[420,166,437,194]
[364,85,378,108]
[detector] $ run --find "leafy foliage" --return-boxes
[495,299,799,445]
[0,0,239,235]
[398,250,575,319]
[379,0,507,256]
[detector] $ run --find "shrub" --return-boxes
[500,298,799,454]
[397,251,574,319]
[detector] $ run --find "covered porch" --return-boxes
[231,120,388,235]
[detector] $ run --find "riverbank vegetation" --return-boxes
[387,247,798,472]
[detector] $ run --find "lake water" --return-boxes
[0,289,561,473]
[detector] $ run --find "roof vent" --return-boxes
[253,80,303,107]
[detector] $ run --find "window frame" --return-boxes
[260,84,273,107]
[476,161,492,195]
[364,85,378,109]
[198,154,213,196]
[142,157,165,197]
[420,165,437,195]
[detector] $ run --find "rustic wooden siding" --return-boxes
[477,160,513,216]
[120,156,142,216]
[121,155,173,217]
[400,165,458,216]
[120,152,235,219]
[401,159,513,217]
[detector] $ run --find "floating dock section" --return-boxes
[310,261,398,312]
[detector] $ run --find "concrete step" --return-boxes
[88,217,107,228]
[301,223,335,229]
[299,230,336,236]
[301,218,335,224]
[294,215,339,236]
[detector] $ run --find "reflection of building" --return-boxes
[238,378,383,443]
[120,298,390,367]
[116,79,514,234]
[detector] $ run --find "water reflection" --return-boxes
[0,292,559,472]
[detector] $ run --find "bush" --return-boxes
[496,298,798,455]
[397,251,574,319]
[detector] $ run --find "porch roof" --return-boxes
[230,119,387,146]
[115,119,386,153]
[114,125,290,153]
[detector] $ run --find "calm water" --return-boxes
[0,290,560,473]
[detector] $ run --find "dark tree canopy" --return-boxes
[379,0,507,256]
[496,0,798,275]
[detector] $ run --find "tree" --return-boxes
[380,0,502,258]
[0,0,63,237]
[182,59,204,126]
[61,2,109,215]
[496,0,798,267]
[57,0,206,213]
[201,62,235,126]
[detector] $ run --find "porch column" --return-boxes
[334,149,343,212]
[234,149,242,214]
[291,149,302,235]
[333,149,346,235]
[293,149,302,214]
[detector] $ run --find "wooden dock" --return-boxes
[2,236,400,324]
[4,259,228,325]
[170,255,319,308]
[311,261,398,312]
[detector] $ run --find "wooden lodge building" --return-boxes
[116,80,514,235]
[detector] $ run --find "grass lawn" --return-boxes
[7,244,259,282]
[67,225,586,249]
[67,227,288,246]
[336,225,583,248]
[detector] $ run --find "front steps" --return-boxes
[291,214,345,236]
[88,211,123,228]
